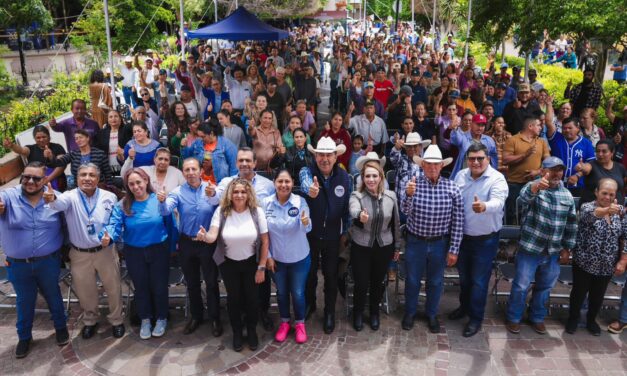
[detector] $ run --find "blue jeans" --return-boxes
[122,86,137,111]
[124,242,170,320]
[457,233,499,324]
[6,253,67,340]
[620,283,627,323]
[272,255,311,323]
[404,234,448,318]
[506,251,560,323]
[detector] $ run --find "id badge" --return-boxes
[87,224,95,235]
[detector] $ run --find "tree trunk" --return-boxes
[501,38,506,64]
[596,44,608,84]
[17,29,28,87]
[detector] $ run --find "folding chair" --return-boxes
[168,267,189,317]
[385,169,396,192]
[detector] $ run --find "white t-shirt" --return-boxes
[211,206,268,261]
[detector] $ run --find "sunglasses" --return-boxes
[467,156,486,163]
[21,174,44,183]
[141,93,150,96]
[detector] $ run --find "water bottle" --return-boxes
[159,123,169,147]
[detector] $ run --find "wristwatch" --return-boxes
[257,265,266,271]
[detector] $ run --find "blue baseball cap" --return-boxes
[542,156,565,169]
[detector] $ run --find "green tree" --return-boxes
[0,0,53,86]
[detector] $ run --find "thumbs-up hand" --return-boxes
[609,199,621,216]
[324,121,331,131]
[574,157,584,172]
[278,144,287,155]
[43,183,55,203]
[406,176,417,197]
[394,133,405,150]
[472,194,486,213]
[43,145,53,159]
[101,230,111,247]
[205,182,216,197]
[180,136,188,147]
[513,99,522,109]
[535,172,550,191]
[359,208,369,223]
[157,187,167,203]
[195,225,208,242]
[0,195,5,215]
[207,102,213,113]
[48,116,56,128]
[128,146,136,160]
[309,176,320,198]
[300,209,310,226]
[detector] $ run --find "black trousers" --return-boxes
[258,272,271,314]
[568,264,612,323]
[351,241,394,315]
[306,237,340,315]
[220,256,258,332]
[179,235,220,321]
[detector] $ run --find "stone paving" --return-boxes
[1,277,626,376]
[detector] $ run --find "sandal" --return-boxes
[607,321,627,334]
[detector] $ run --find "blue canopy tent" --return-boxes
[187,7,289,41]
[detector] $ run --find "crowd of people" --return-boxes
[1,19,627,360]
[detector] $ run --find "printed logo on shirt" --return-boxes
[102,199,115,212]
[574,149,583,158]
[265,208,276,219]
[288,207,299,217]
[334,185,345,198]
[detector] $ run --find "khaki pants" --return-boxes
[69,246,123,326]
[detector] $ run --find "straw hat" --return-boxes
[413,145,453,166]
[404,132,431,148]
[355,152,386,171]
[307,137,346,156]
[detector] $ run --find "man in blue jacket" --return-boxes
[300,137,351,334]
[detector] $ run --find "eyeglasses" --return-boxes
[467,156,486,163]
[141,93,150,97]
[21,174,44,183]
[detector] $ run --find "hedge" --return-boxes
[0,72,90,158]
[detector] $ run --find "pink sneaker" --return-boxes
[294,323,307,344]
[275,322,290,342]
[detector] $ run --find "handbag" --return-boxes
[98,84,112,111]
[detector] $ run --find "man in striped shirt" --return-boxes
[400,145,464,333]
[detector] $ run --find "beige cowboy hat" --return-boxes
[307,137,346,156]
[355,152,386,171]
[404,132,431,148]
[413,145,453,167]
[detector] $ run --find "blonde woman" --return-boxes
[197,178,270,352]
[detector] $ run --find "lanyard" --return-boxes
[79,189,99,222]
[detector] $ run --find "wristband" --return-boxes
[257,265,266,271]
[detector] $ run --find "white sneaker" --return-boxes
[140,319,152,340]
[152,319,167,337]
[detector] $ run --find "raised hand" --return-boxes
[324,121,331,131]
[43,183,55,203]
[157,187,167,203]
[101,230,111,247]
[43,145,53,159]
[48,116,56,128]
[207,102,213,113]
[536,172,550,191]
[394,133,405,150]
[300,210,310,226]
[359,208,369,224]
[2,138,12,149]
[608,199,621,216]
[205,182,216,197]
[472,194,486,213]
[128,146,136,160]
[278,144,287,155]
[406,176,417,197]
[308,176,320,198]
[574,157,585,172]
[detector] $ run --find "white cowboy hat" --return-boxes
[413,145,453,167]
[404,132,431,148]
[124,56,133,63]
[355,152,386,171]
[307,137,346,156]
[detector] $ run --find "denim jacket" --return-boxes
[181,136,238,184]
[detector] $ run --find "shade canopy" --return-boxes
[187,6,289,41]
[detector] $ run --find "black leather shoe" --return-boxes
[305,304,316,321]
[112,324,125,338]
[462,322,481,338]
[260,311,274,331]
[56,327,70,346]
[448,307,466,321]
[587,321,601,336]
[370,313,380,331]
[565,318,578,334]
[212,320,223,337]
[401,313,414,331]
[353,312,364,332]
[233,331,243,352]
[15,339,31,359]
[247,328,259,350]
[183,319,203,335]
[323,312,335,334]
[81,324,98,339]
[428,317,441,334]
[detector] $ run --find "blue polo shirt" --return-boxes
[548,132,596,189]
[262,193,311,263]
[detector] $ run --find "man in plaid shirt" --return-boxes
[400,145,464,333]
[506,156,577,335]
[564,67,603,117]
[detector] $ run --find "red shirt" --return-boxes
[374,79,395,110]
[320,127,352,170]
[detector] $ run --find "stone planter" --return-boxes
[0,152,24,185]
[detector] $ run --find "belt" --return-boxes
[73,245,103,253]
[6,251,58,263]
[464,231,499,241]
[409,232,449,242]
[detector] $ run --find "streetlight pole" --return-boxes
[103,0,117,107]
[432,0,437,34]
[179,0,185,60]
[214,0,218,22]
[463,0,472,62]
